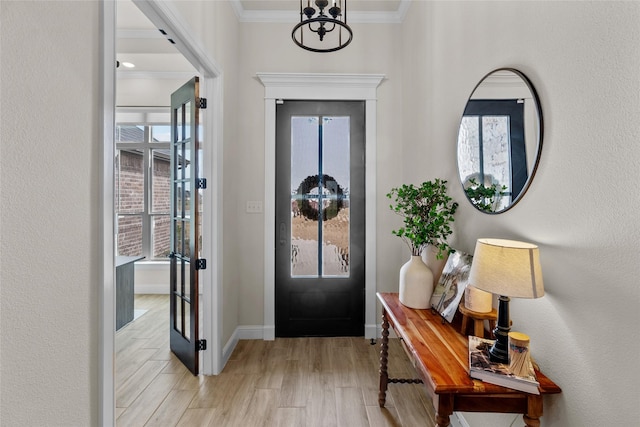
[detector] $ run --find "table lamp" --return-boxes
[468,238,544,364]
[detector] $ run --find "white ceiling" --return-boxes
[116,0,408,74]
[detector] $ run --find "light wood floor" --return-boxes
[116,294,437,426]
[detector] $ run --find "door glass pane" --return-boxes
[183,220,191,258]
[184,301,191,340]
[183,181,191,220]
[183,147,192,180]
[321,117,350,277]
[290,116,319,277]
[176,182,184,218]
[174,295,182,334]
[176,105,183,142]
[482,115,511,196]
[457,116,480,186]
[184,261,191,300]
[117,215,142,256]
[174,218,183,254]
[184,101,192,141]
[482,116,511,211]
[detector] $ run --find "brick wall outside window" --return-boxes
[116,150,171,258]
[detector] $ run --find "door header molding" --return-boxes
[257,73,385,100]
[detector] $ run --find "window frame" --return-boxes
[115,115,172,261]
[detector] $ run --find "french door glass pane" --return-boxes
[482,116,511,194]
[457,116,481,186]
[184,301,191,340]
[176,105,184,141]
[289,116,350,278]
[183,147,192,178]
[175,295,182,334]
[321,117,350,277]
[184,260,191,300]
[291,116,319,277]
[184,102,192,141]
[183,220,191,258]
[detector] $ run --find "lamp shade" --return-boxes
[468,238,544,299]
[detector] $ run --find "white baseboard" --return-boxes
[222,328,239,367]
[221,325,266,368]
[365,323,379,339]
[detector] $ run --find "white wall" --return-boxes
[401,1,640,426]
[134,263,170,294]
[235,20,406,330]
[0,1,100,425]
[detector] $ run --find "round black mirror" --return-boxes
[457,68,543,214]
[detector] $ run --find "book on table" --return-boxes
[468,335,540,395]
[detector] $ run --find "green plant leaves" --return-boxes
[463,178,507,213]
[387,179,458,258]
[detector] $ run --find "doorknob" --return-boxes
[279,223,286,246]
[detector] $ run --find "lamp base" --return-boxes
[489,295,511,364]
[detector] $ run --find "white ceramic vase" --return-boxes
[421,244,449,288]
[399,255,434,309]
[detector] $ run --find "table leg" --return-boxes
[378,310,390,407]
[523,415,541,427]
[435,414,451,427]
[433,394,454,427]
[523,395,543,427]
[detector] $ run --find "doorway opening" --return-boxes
[102,1,223,424]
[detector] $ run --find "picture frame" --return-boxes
[430,250,473,322]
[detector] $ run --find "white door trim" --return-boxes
[99,2,116,425]
[101,1,223,424]
[257,73,384,340]
[132,0,224,375]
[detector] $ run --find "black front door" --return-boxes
[275,100,365,337]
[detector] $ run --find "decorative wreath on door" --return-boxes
[295,174,344,221]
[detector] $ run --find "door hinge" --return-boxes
[195,258,207,270]
[197,339,207,351]
[198,97,207,109]
[196,178,207,189]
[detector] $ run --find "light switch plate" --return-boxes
[246,200,263,214]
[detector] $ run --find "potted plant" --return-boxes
[387,179,458,308]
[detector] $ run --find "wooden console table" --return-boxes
[377,292,561,427]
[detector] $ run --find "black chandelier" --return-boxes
[292,0,353,53]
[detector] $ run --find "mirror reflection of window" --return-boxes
[458,99,526,212]
[456,69,543,214]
